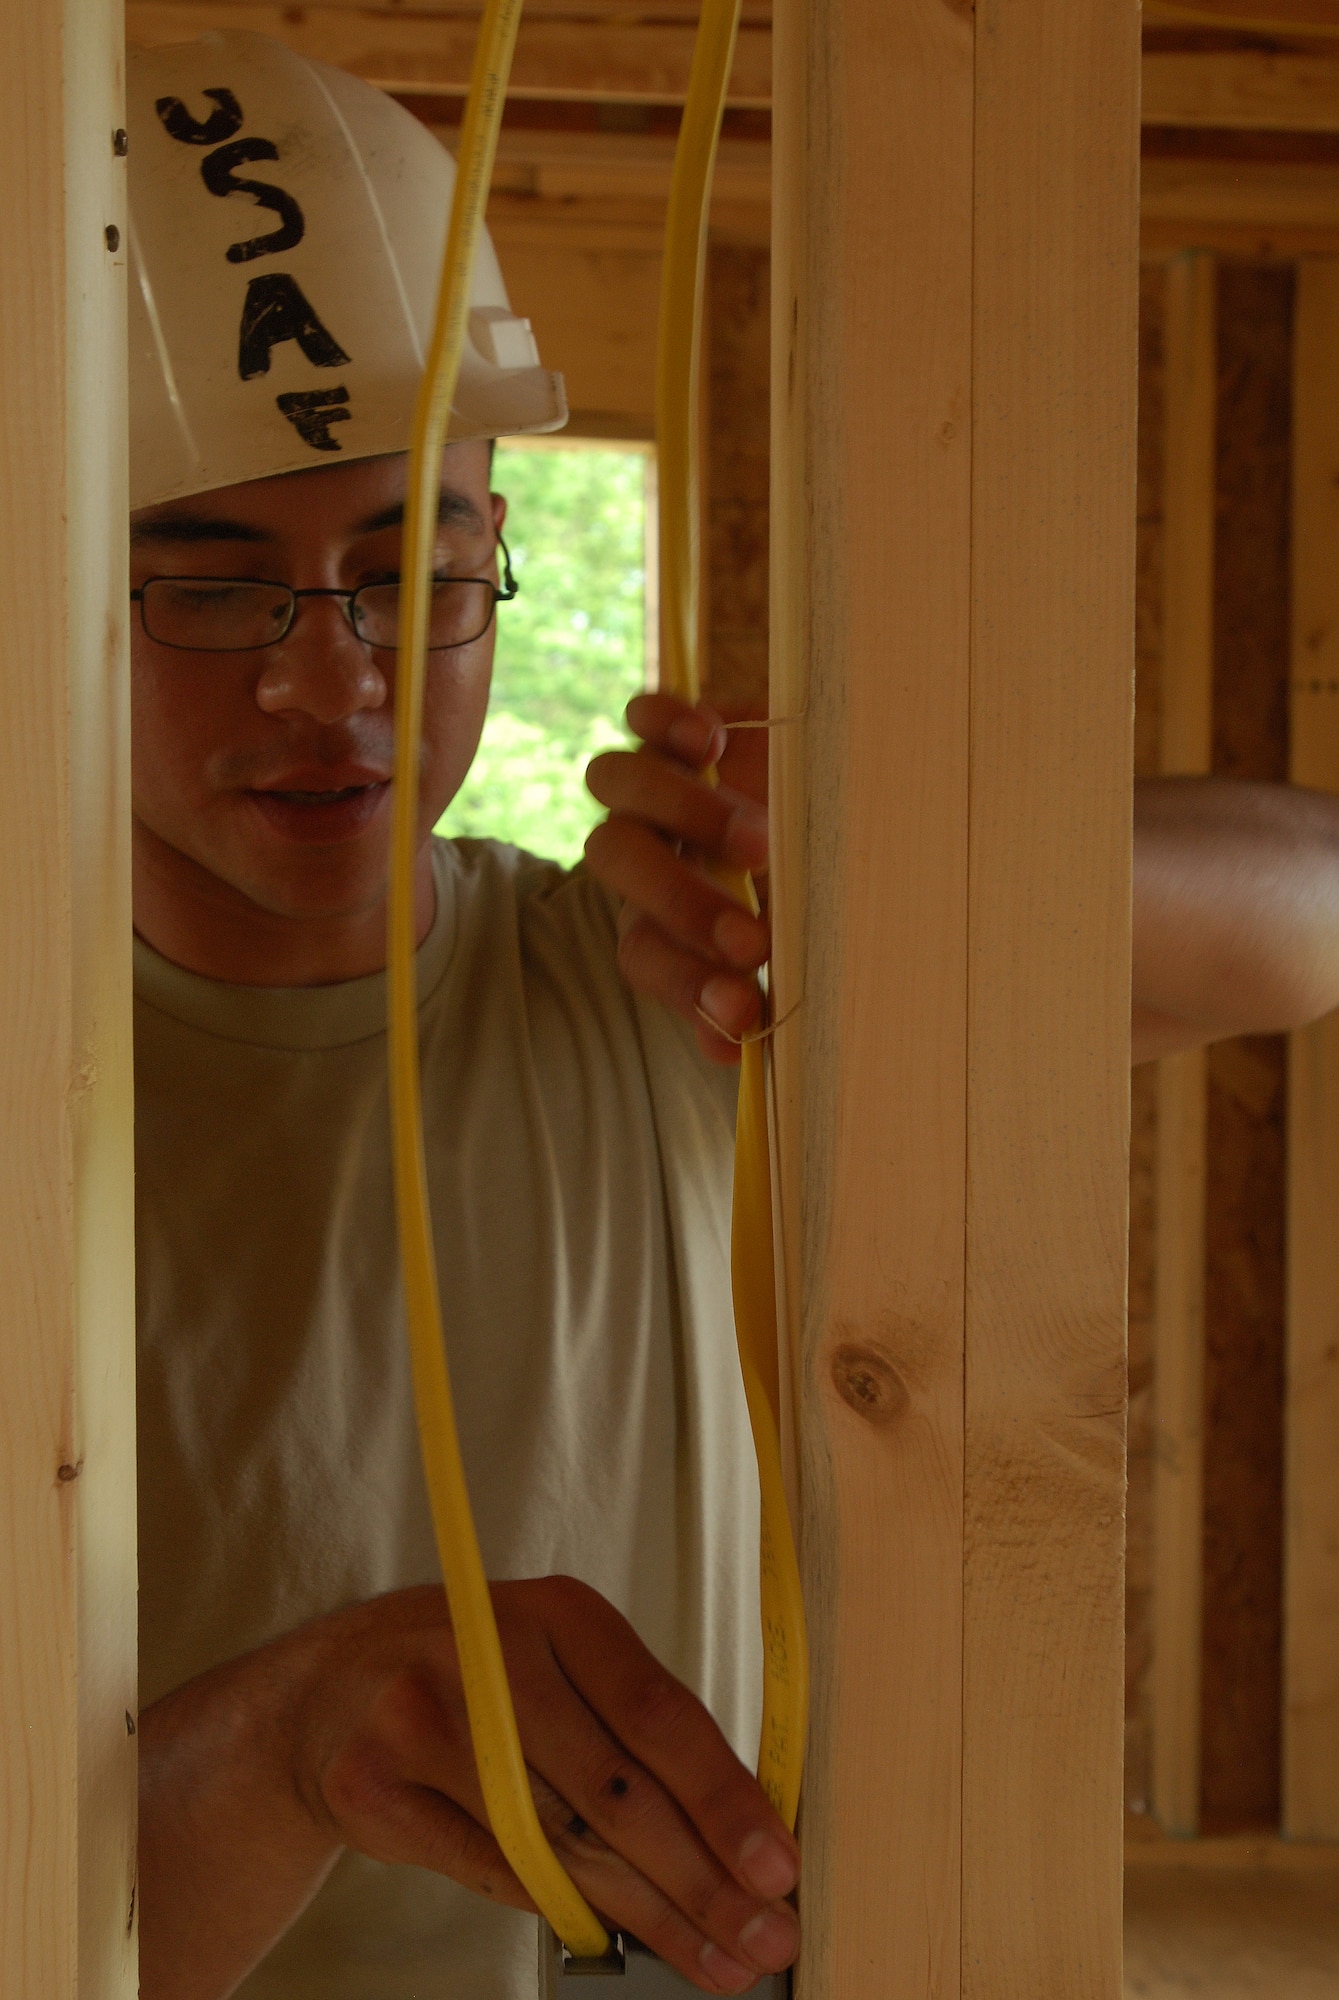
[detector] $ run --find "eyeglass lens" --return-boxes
[139,577,499,653]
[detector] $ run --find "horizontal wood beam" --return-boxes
[129,4,1339,135]
[125,2,773,104]
[1142,155,1339,252]
[1145,50,1339,129]
[1144,0,1339,33]
[490,141,1339,261]
[468,127,769,207]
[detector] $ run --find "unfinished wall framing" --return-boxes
[769,3,1138,1994]
[1151,249,1217,1841]
[1286,254,1339,1843]
[0,1,138,1995]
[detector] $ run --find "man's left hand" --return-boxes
[585,694,770,1066]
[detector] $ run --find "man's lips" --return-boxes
[244,776,391,844]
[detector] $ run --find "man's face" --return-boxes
[130,442,503,927]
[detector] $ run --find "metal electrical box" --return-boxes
[540,1924,790,1997]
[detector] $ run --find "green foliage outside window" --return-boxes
[435,441,649,869]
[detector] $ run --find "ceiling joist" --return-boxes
[128,3,1339,132]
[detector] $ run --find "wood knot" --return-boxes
[56,1460,82,1483]
[830,1344,907,1425]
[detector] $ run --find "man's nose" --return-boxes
[253,595,389,724]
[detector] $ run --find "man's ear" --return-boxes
[491,490,508,533]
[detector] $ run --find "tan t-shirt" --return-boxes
[134,837,762,2000]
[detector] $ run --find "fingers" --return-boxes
[616,913,761,1066]
[538,1583,799,1905]
[587,750,769,878]
[304,1584,799,1995]
[321,1721,530,1912]
[623,693,769,817]
[585,818,768,973]
[625,692,728,772]
[344,1606,797,1995]
[526,1730,794,1993]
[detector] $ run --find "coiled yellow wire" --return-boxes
[653,0,809,1829]
[388,0,608,1956]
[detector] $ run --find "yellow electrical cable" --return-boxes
[388,0,608,1958]
[654,0,809,1829]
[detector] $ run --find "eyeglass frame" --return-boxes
[129,533,518,654]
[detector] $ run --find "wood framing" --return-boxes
[1144,51,1339,132]
[0,3,137,1995]
[1144,0,1339,29]
[769,0,1137,1992]
[1151,252,1216,1840]
[130,1,1339,131]
[1285,255,1339,1842]
[125,1,773,103]
[1142,159,1339,259]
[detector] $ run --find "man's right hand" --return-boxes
[138,1577,800,2000]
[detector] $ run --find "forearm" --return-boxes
[138,1634,341,2000]
[1133,777,1339,1063]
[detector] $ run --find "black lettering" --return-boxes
[201,138,305,263]
[276,386,351,453]
[237,274,350,381]
[155,87,243,147]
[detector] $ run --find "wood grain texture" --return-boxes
[484,227,663,429]
[0,2,137,1996]
[1151,252,1217,1840]
[704,242,770,714]
[1201,261,1293,1834]
[1141,157,1339,255]
[1143,0,1339,30]
[1127,276,1169,1825]
[1145,51,1339,131]
[1285,255,1339,1840]
[771,3,1136,1995]
[126,2,774,103]
[1124,1858,1339,1999]
[963,4,1136,1992]
[769,0,973,1991]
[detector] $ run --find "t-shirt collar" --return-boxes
[132,841,457,1051]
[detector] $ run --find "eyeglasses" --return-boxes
[131,536,518,654]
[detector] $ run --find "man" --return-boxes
[129,29,1339,2000]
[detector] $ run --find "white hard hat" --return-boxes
[127,30,567,510]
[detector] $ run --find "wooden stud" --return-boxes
[963,5,1136,1982]
[1150,252,1217,1841]
[703,240,770,716]
[1285,256,1339,1843]
[769,1,1137,1992]
[0,1,137,1995]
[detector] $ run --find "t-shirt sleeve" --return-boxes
[514,852,741,1131]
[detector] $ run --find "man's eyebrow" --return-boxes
[130,513,273,546]
[353,489,487,536]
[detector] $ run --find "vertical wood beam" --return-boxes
[1151,251,1217,1840]
[963,6,1136,1984]
[769,1,1137,1992]
[1285,255,1339,1843]
[704,240,770,716]
[0,3,137,1994]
